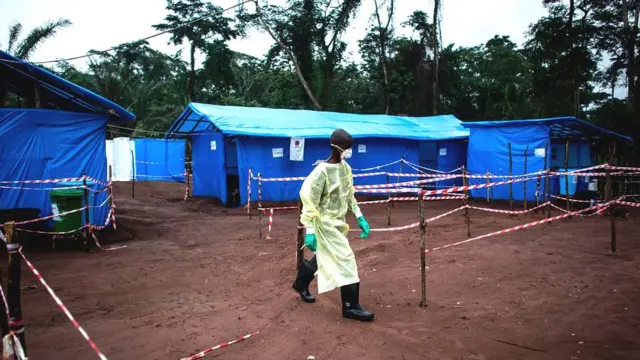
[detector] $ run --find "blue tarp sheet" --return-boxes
[467,125,550,201]
[167,103,469,140]
[134,139,186,183]
[237,137,419,205]
[550,141,594,169]
[0,109,110,227]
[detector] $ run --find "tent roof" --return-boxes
[0,50,135,122]
[165,103,469,140]
[461,117,632,142]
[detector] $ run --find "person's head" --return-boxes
[330,129,354,161]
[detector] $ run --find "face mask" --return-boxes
[331,144,352,160]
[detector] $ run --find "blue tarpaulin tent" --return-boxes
[462,117,632,201]
[166,103,469,206]
[0,50,135,228]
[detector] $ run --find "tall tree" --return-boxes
[153,0,238,101]
[432,0,441,115]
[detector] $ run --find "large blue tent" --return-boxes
[462,117,632,201]
[0,50,135,228]
[166,103,469,206]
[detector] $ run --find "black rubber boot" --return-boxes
[292,256,317,303]
[341,283,374,322]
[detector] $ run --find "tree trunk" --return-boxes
[188,43,196,101]
[432,0,440,115]
[253,0,322,110]
[621,0,639,113]
[0,86,6,108]
[374,0,394,114]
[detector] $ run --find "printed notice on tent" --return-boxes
[439,148,447,156]
[272,148,284,158]
[290,138,305,161]
[358,144,367,153]
[210,141,217,151]
[534,148,545,157]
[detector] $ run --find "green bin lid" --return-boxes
[50,188,85,197]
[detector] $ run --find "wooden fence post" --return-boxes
[524,146,529,210]
[131,149,135,199]
[386,174,392,225]
[82,174,92,252]
[462,166,471,237]
[508,142,513,210]
[258,173,263,239]
[5,222,26,355]
[419,194,427,308]
[544,142,551,222]
[564,140,571,216]
[486,171,490,204]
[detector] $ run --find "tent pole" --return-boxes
[508,142,513,211]
[83,173,92,252]
[523,146,529,210]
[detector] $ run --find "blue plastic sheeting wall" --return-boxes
[436,140,467,188]
[550,141,594,169]
[237,137,419,205]
[192,132,227,203]
[133,139,186,182]
[467,125,550,201]
[0,109,110,227]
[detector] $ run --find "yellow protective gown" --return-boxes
[299,160,362,294]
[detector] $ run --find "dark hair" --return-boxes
[330,129,353,150]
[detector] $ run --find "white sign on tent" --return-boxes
[290,138,305,161]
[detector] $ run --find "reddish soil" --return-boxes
[15,181,640,360]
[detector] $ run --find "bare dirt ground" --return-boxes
[16,181,640,360]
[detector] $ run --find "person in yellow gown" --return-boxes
[291,129,374,322]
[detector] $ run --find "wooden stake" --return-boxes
[419,194,427,308]
[523,146,529,210]
[544,142,551,222]
[108,166,115,228]
[564,140,570,214]
[248,168,253,220]
[386,174,392,226]
[0,231,10,338]
[82,174,92,252]
[607,142,617,253]
[296,201,305,269]
[258,173,263,239]
[508,142,513,210]
[131,149,135,199]
[462,166,471,237]
[486,171,490,204]
[5,222,26,355]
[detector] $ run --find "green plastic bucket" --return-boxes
[50,187,84,233]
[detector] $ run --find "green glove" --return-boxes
[357,216,370,239]
[305,234,317,251]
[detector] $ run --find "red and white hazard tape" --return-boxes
[354,175,462,189]
[466,170,548,179]
[547,203,607,217]
[0,184,87,191]
[402,160,463,174]
[609,165,640,172]
[353,159,403,171]
[258,206,298,211]
[184,171,189,201]
[356,187,423,194]
[246,169,252,214]
[468,202,550,215]
[0,177,84,184]
[19,250,109,360]
[0,206,89,227]
[425,202,610,253]
[421,175,539,196]
[364,206,467,233]
[547,194,593,203]
[90,232,127,251]
[180,332,259,360]
[616,200,640,208]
